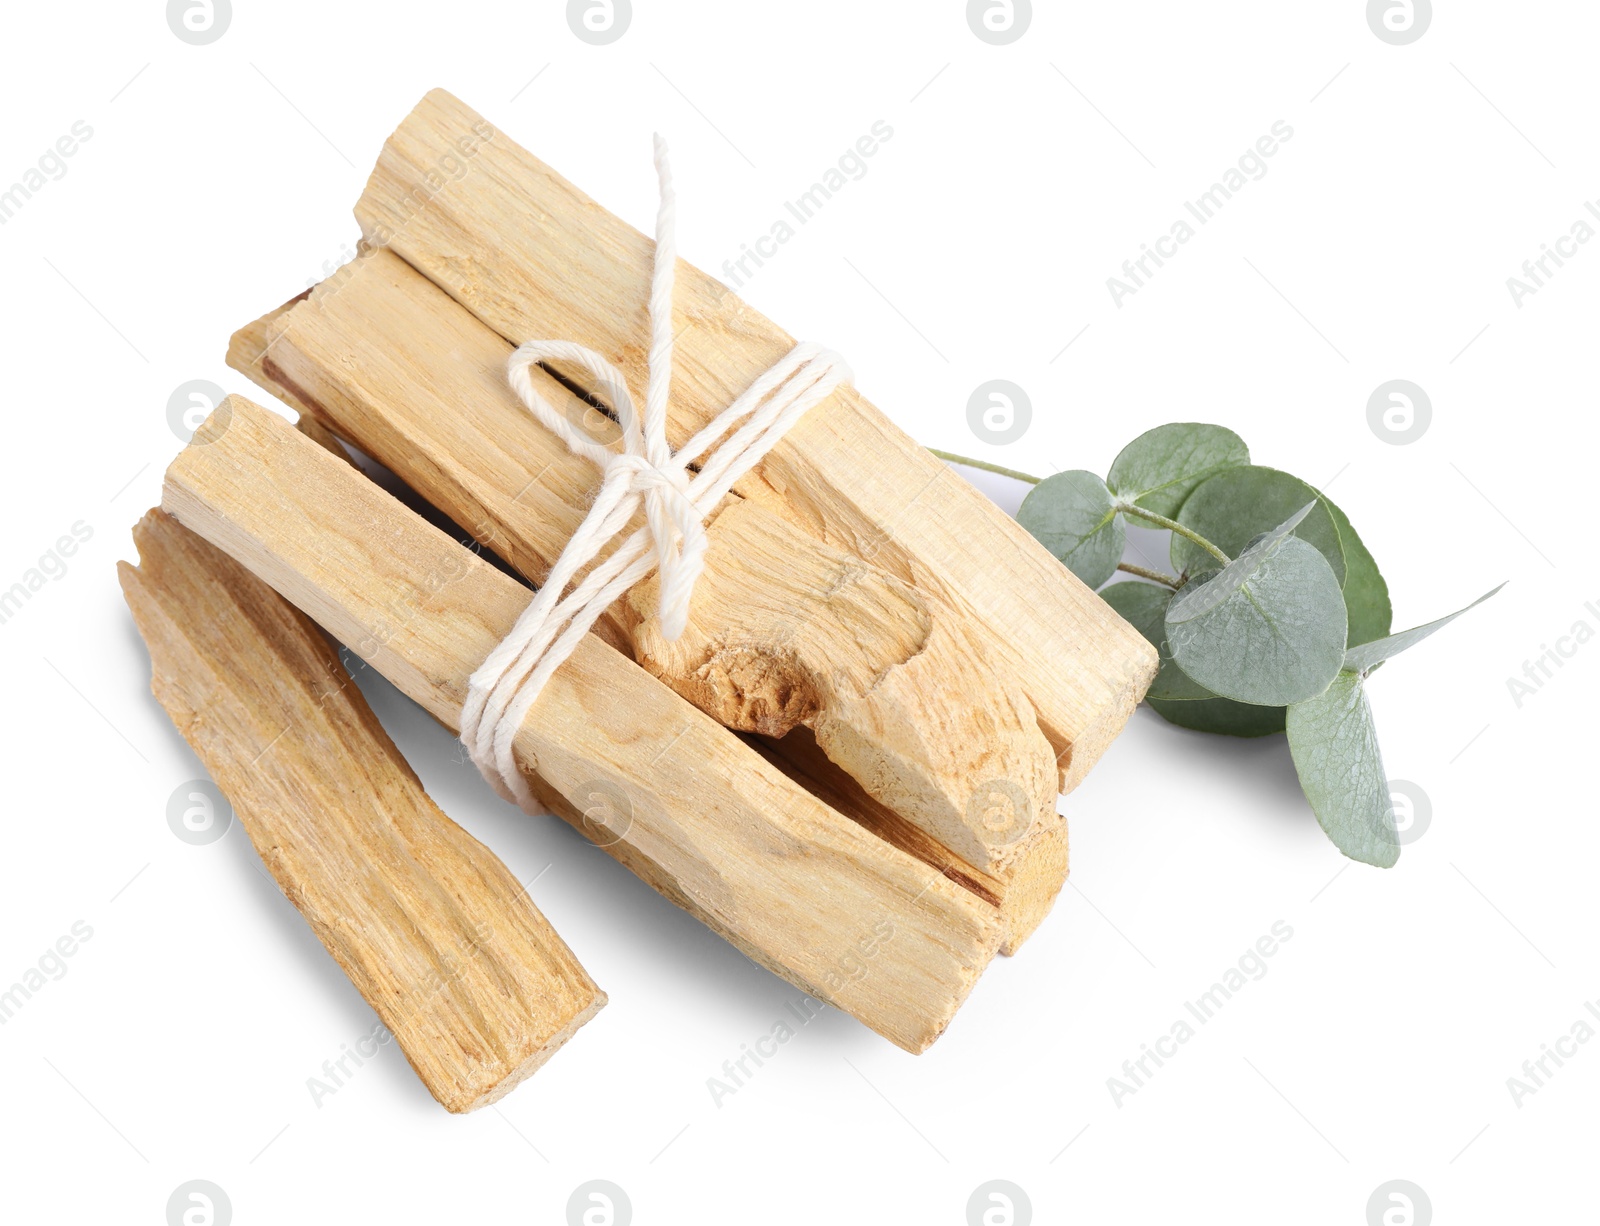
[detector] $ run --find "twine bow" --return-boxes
[461,135,850,813]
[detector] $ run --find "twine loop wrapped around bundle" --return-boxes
[462,135,850,813]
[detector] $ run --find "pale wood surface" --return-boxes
[754,727,1069,956]
[162,396,1004,1052]
[120,509,604,1112]
[353,89,1158,792]
[238,249,1058,880]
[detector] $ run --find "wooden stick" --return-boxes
[162,396,1004,1053]
[752,727,1069,955]
[234,248,1058,882]
[353,89,1158,792]
[119,509,604,1112]
[242,313,1064,953]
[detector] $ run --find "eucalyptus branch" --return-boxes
[927,449,1042,485]
[977,417,1506,869]
[1115,502,1231,565]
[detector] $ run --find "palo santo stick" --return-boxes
[353,88,1158,792]
[242,320,1058,956]
[236,247,1059,880]
[119,509,604,1112]
[753,728,1069,955]
[163,396,1004,1053]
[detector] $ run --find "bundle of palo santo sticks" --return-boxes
[122,90,1156,1112]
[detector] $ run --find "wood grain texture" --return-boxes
[236,248,1058,881]
[162,396,1005,1052]
[120,509,604,1112]
[352,89,1158,792]
[752,727,1069,955]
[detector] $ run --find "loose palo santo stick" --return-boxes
[120,509,604,1112]
[354,89,1157,791]
[163,396,1004,1052]
[239,247,1059,881]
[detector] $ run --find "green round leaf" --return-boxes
[1098,577,1169,640]
[1107,423,1250,520]
[1286,670,1398,867]
[1169,466,1346,586]
[1098,580,1211,701]
[1017,470,1125,589]
[1321,495,1392,647]
[1148,696,1286,737]
[1166,528,1348,706]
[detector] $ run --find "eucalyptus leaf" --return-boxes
[1101,580,1285,732]
[1107,423,1250,520]
[1148,695,1287,737]
[1167,506,1311,618]
[1098,580,1212,701]
[1017,470,1125,589]
[1166,510,1348,706]
[1343,584,1505,674]
[1286,670,1398,867]
[1321,495,1392,647]
[1170,466,1346,586]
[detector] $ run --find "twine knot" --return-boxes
[461,135,850,813]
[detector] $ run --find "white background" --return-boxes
[1,2,1595,1223]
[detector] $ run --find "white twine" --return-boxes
[461,135,851,813]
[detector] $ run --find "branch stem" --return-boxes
[925,453,1234,569]
[927,449,1041,485]
[1115,502,1232,565]
[1115,563,1183,589]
